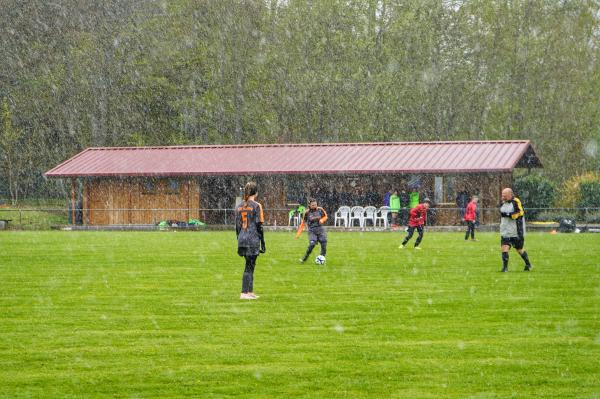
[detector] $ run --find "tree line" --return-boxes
[0,0,598,203]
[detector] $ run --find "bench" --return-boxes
[0,219,12,229]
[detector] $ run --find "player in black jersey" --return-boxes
[235,182,266,299]
[296,198,328,263]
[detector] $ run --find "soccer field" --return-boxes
[1,231,599,398]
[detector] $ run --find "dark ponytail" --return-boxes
[244,181,258,201]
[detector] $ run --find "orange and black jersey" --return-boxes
[235,200,264,248]
[303,207,328,231]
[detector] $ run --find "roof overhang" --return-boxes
[45,140,543,178]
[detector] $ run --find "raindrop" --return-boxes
[584,139,597,158]
[387,60,399,73]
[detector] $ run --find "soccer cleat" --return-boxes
[240,293,257,300]
[248,293,260,299]
[414,246,422,250]
[299,258,305,264]
[501,266,508,272]
[524,264,533,271]
[398,244,405,249]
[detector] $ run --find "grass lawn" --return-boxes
[0,231,599,398]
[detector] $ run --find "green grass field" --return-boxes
[1,231,599,398]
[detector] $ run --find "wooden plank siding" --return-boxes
[85,178,200,225]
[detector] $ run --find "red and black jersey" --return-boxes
[408,204,427,227]
[464,201,477,221]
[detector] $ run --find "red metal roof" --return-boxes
[45,141,542,178]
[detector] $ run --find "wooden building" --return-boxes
[45,141,542,226]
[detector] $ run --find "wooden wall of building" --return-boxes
[83,177,200,225]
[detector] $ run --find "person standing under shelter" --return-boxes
[389,190,400,228]
[383,189,392,207]
[408,188,420,209]
[463,196,479,241]
[499,188,532,272]
[399,189,410,225]
[235,181,266,300]
[456,189,469,220]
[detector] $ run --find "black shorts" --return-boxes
[308,230,327,244]
[501,236,524,250]
[238,246,260,257]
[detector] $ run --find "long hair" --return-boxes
[244,181,258,201]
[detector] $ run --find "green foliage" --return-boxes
[0,98,25,204]
[555,172,600,208]
[0,0,599,198]
[513,174,556,218]
[578,180,600,208]
[584,211,600,223]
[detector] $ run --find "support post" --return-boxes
[71,178,76,226]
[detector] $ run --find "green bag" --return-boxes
[188,218,206,226]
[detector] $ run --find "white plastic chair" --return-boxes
[334,206,351,227]
[375,206,390,228]
[348,206,365,228]
[288,212,301,227]
[363,206,377,227]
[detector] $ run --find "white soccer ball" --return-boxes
[315,255,326,265]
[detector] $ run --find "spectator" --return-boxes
[399,189,410,225]
[365,190,380,206]
[456,189,469,220]
[409,188,420,209]
[390,190,400,228]
[383,189,392,207]
[340,191,352,207]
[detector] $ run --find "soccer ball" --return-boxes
[315,255,326,265]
